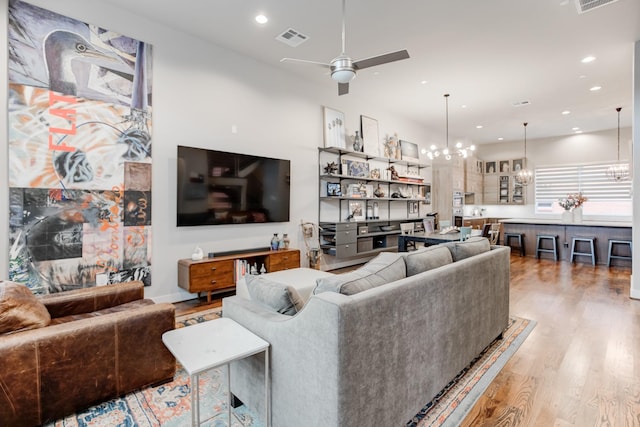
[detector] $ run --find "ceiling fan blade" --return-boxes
[280,57,331,69]
[338,82,349,96]
[353,49,410,70]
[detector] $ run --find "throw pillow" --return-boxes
[245,275,304,315]
[444,236,491,261]
[403,245,453,276]
[314,252,406,295]
[0,281,51,335]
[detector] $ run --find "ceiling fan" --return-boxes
[280,0,410,96]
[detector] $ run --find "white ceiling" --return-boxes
[102,0,639,144]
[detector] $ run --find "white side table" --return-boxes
[162,317,270,426]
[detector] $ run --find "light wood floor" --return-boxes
[462,256,639,427]
[174,256,639,426]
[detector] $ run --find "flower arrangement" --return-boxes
[558,192,588,211]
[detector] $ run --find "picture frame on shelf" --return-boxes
[360,115,380,156]
[512,158,523,172]
[400,140,420,163]
[349,201,365,221]
[499,160,510,173]
[343,159,369,177]
[323,107,346,149]
[326,182,342,196]
[408,201,419,215]
[347,183,366,198]
[485,161,496,174]
[423,217,435,233]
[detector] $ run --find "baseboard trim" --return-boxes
[630,275,640,300]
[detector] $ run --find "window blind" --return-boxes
[535,163,632,202]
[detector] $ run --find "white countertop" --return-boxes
[499,218,632,228]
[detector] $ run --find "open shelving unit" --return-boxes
[318,147,431,259]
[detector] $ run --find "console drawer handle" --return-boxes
[211,267,217,271]
[210,280,217,284]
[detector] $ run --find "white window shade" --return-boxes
[535,163,632,216]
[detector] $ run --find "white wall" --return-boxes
[0,0,437,302]
[632,40,639,300]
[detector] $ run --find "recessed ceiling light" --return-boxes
[420,80,428,85]
[461,105,467,109]
[572,127,580,131]
[373,71,380,76]
[581,56,596,63]
[562,110,571,115]
[579,75,587,79]
[255,14,268,24]
[590,86,602,91]
[575,130,583,134]
[498,137,504,141]
[476,125,483,129]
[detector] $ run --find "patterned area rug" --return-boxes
[47,314,535,427]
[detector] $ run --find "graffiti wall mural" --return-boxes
[8,0,153,294]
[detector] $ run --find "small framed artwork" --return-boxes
[512,158,523,172]
[327,182,341,196]
[343,159,369,177]
[349,201,365,221]
[347,183,366,198]
[499,160,510,173]
[476,160,483,174]
[400,140,420,163]
[485,161,496,174]
[323,106,346,149]
[360,115,380,156]
[408,201,419,215]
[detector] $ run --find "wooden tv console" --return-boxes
[178,248,301,302]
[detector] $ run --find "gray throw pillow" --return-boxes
[245,275,304,315]
[315,252,406,295]
[403,245,453,276]
[444,236,491,261]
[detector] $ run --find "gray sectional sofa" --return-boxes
[223,237,510,427]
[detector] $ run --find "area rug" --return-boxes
[47,315,535,427]
[175,306,222,328]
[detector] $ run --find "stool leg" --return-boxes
[570,239,575,263]
[536,237,541,259]
[607,240,613,267]
[519,236,525,257]
[553,237,558,261]
[590,239,596,265]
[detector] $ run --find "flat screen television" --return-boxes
[177,146,291,226]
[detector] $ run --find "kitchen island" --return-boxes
[499,218,632,265]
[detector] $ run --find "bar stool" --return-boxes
[504,232,525,257]
[607,239,632,266]
[570,237,596,265]
[536,235,559,261]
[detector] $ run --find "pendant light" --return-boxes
[514,122,533,186]
[425,94,475,160]
[606,107,629,182]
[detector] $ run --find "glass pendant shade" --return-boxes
[514,122,533,186]
[606,107,629,182]
[425,94,475,160]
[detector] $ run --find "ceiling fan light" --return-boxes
[442,148,449,156]
[331,69,355,84]
[455,142,463,149]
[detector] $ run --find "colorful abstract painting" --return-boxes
[7,0,153,294]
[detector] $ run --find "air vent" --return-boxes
[574,0,620,14]
[512,100,531,107]
[276,28,309,47]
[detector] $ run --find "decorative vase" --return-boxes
[282,233,290,249]
[561,210,572,223]
[270,233,279,250]
[352,131,362,152]
[573,206,583,223]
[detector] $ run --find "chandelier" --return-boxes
[514,122,533,185]
[606,107,629,182]
[425,94,475,160]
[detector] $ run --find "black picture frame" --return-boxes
[327,182,342,196]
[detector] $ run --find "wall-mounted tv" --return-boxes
[177,146,291,226]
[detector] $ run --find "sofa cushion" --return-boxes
[444,236,491,261]
[48,298,155,325]
[245,274,304,315]
[0,281,51,335]
[403,245,453,276]
[314,252,406,295]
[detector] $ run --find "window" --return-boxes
[534,163,631,217]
